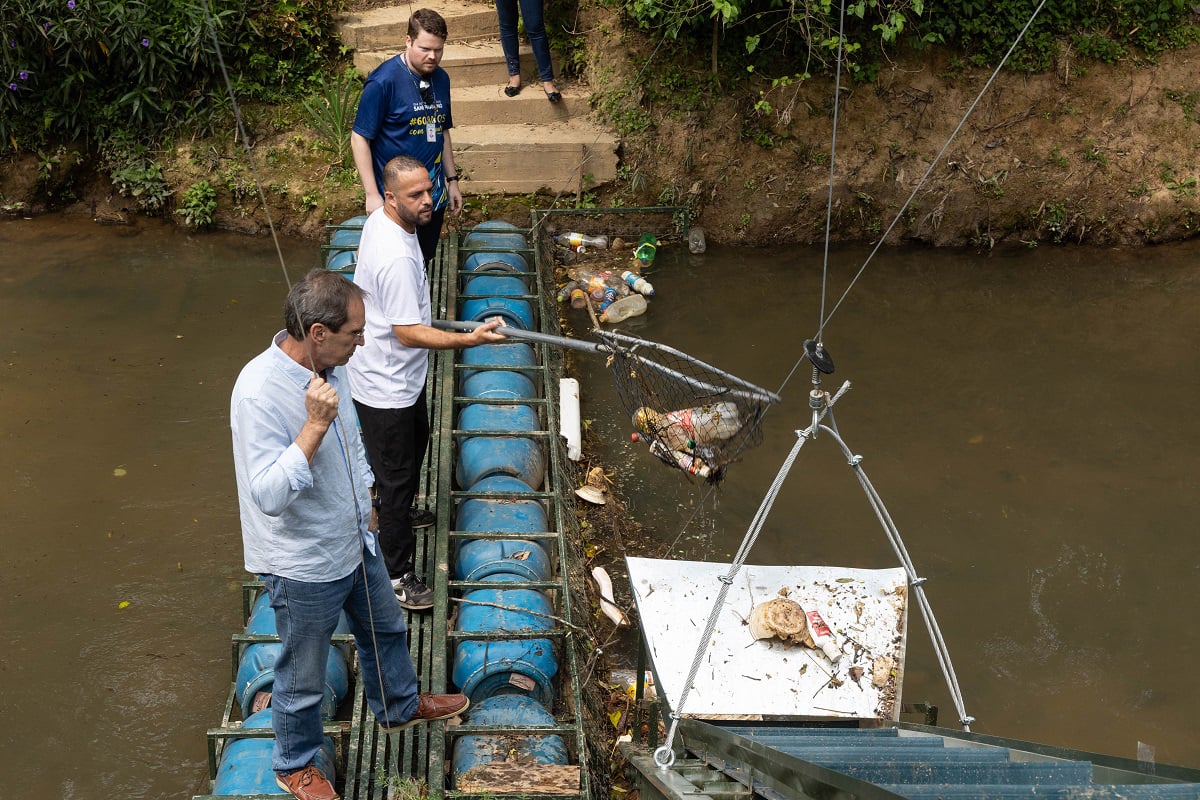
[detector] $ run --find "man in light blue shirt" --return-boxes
[231,269,469,800]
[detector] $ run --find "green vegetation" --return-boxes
[613,0,1199,93]
[1,0,345,153]
[303,69,363,169]
[178,180,218,228]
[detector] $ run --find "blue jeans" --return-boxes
[495,0,555,83]
[262,545,419,774]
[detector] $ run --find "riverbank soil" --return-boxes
[579,4,1200,247]
[3,7,1200,247]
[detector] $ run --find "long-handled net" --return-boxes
[434,321,781,481]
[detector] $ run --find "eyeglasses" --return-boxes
[418,79,433,105]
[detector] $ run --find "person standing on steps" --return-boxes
[230,269,470,800]
[351,8,461,266]
[347,155,506,611]
[495,0,561,103]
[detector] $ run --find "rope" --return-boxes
[817,0,847,344]
[200,0,396,729]
[817,0,1051,338]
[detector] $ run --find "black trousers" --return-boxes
[354,391,429,580]
[416,207,446,266]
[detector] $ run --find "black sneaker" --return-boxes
[391,572,434,611]
[409,507,436,529]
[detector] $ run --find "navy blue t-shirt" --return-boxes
[353,55,454,211]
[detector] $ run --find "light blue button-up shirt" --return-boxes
[231,331,376,582]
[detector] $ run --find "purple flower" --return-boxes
[141,38,150,47]
[8,39,15,48]
[43,22,51,31]
[8,83,16,91]
[67,0,76,9]
[19,70,29,80]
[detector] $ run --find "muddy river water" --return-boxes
[2,215,1199,798]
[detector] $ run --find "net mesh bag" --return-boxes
[592,330,780,482]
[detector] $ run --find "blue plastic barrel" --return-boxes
[458,584,554,633]
[212,708,337,796]
[463,251,528,274]
[456,404,544,489]
[461,296,534,331]
[235,642,349,719]
[459,343,536,388]
[451,634,558,705]
[451,695,567,785]
[461,370,537,400]
[330,216,367,246]
[463,273,529,297]
[463,222,527,251]
[455,538,552,582]
[456,475,548,536]
[326,248,356,274]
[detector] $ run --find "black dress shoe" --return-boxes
[504,83,522,97]
[545,90,562,103]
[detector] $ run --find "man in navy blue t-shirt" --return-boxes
[351,8,462,266]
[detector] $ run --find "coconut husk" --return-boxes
[748,597,814,647]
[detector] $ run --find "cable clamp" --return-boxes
[848,454,863,466]
[911,576,927,587]
[960,715,976,727]
[718,574,734,585]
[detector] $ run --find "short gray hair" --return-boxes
[283,269,365,340]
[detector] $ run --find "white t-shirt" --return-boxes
[346,207,431,409]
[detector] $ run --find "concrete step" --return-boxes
[451,82,590,126]
[339,0,499,52]
[454,122,619,195]
[356,40,535,87]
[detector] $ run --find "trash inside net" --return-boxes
[592,329,781,482]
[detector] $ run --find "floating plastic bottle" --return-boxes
[597,287,618,312]
[634,234,657,266]
[648,439,713,478]
[621,270,655,296]
[569,288,587,309]
[556,281,580,303]
[632,402,741,450]
[555,232,608,251]
[599,293,647,323]
[688,226,707,254]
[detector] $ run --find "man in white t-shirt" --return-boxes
[347,154,504,610]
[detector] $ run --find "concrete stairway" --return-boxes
[339,0,618,196]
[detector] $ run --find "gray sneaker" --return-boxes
[391,572,434,611]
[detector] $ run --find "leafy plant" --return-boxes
[1,0,345,152]
[302,70,362,167]
[177,180,218,228]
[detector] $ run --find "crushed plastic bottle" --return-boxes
[688,226,707,254]
[556,280,580,303]
[632,402,741,450]
[555,232,608,251]
[599,293,647,323]
[648,439,713,478]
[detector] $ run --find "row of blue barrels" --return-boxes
[324,215,368,274]
[449,222,569,784]
[211,589,351,795]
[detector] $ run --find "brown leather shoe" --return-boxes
[275,765,339,800]
[380,692,470,732]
